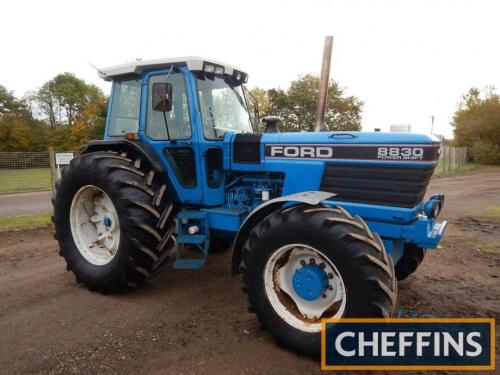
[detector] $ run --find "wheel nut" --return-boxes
[328,273,334,279]
[319,262,326,269]
[328,284,334,291]
[309,258,315,264]
[300,260,306,266]
[322,294,327,298]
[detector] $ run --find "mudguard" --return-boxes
[83,140,165,172]
[231,191,335,274]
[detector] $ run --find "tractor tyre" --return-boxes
[52,151,176,292]
[240,204,397,356]
[395,244,426,281]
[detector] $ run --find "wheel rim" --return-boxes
[70,185,120,266]
[264,244,347,333]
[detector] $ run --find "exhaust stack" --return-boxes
[314,36,334,132]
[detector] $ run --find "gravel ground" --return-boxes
[0,167,499,374]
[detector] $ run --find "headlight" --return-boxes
[423,194,445,218]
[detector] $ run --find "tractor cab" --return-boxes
[99,57,255,204]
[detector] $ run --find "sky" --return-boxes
[1,0,499,138]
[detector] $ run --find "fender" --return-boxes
[231,191,336,274]
[83,139,165,172]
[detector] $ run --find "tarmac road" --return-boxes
[0,191,52,217]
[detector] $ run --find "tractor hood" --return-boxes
[256,131,441,164]
[230,131,441,209]
[261,131,439,145]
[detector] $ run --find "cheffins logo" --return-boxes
[321,318,495,370]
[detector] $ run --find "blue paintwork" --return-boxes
[173,209,210,269]
[260,130,441,145]
[202,207,246,231]
[383,240,404,264]
[293,263,329,301]
[102,62,447,269]
[103,216,112,227]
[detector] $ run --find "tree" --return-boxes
[0,84,46,151]
[250,75,363,132]
[248,87,270,119]
[32,74,107,150]
[452,87,500,164]
[35,73,102,128]
[0,85,23,115]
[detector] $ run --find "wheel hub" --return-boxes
[103,216,112,227]
[264,245,347,332]
[292,263,329,301]
[70,185,120,266]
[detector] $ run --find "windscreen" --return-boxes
[196,75,252,139]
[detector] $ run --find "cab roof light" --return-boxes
[214,65,224,75]
[204,62,215,73]
[204,62,225,76]
[233,70,248,83]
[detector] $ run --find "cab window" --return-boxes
[108,79,141,136]
[196,75,252,140]
[146,72,192,140]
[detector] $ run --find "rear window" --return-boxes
[108,79,141,136]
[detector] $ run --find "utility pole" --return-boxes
[314,36,334,132]
[430,115,435,135]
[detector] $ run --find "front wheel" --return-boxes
[240,204,397,356]
[395,244,426,280]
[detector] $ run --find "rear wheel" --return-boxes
[395,244,426,280]
[240,204,397,356]
[53,151,176,292]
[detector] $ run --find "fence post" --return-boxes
[49,147,57,190]
[449,147,453,172]
[444,146,450,174]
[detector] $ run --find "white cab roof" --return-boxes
[98,56,247,81]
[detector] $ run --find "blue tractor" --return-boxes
[53,57,447,355]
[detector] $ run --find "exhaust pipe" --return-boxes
[314,36,334,132]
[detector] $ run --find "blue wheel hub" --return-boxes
[292,263,328,301]
[103,216,112,227]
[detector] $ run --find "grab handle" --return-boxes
[329,133,357,139]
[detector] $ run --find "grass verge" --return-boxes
[0,168,52,193]
[0,212,52,232]
[472,242,500,254]
[433,163,480,177]
[473,205,500,224]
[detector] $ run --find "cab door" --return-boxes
[188,73,230,207]
[140,66,204,203]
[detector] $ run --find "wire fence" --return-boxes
[0,152,52,194]
[436,146,468,175]
[0,149,78,194]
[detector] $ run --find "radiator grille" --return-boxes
[320,163,435,208]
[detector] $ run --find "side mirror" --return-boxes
[152,82,173,112]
